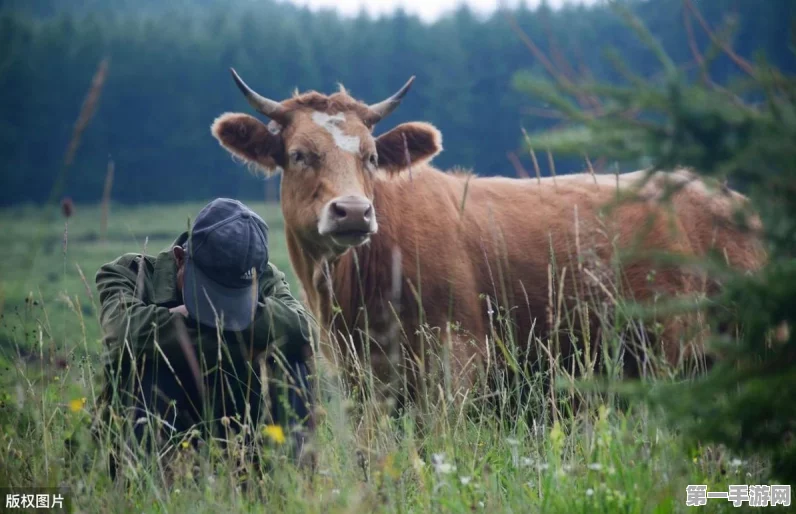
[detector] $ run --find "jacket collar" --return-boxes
[151,232,189,306]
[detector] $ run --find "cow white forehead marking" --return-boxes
[267,120,282,135]
[311,111,361,154]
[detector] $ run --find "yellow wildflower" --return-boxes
[68,397,86,412]
[262,424,286,444]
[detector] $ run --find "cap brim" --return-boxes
[182,258,257,331]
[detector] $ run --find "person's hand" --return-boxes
[169,305,189,317]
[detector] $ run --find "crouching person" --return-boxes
[94,198,316,482]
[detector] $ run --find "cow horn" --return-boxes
[229,68,289,125]
[367,76,416,124]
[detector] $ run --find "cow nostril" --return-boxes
[331,202,348,220]
[364,204,373,220]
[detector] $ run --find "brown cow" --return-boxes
[210,70,766,414]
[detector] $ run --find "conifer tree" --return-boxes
[515,2,796,484]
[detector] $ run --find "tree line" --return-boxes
[0,0,793,205]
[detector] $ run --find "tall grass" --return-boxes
[0,198,763,513]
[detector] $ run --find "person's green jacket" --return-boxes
[95,233,315,368]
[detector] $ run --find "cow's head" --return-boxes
[211,69,442,254]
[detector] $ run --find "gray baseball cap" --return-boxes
[182,198,269,331]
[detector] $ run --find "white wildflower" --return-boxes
[436,462,456,474]
[332,489,340,495]
[730,458,743,468]
[588,463,603,471]
[431,453,456,474]
[521,457,534,468]
[586,488,594,496]
[537,463,550,471]
[505,437,520,446]
[460,476,472,486]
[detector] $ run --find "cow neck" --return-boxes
[283,220,383,332]
[326,183,398,333]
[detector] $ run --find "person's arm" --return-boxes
[95,255,186,355]
[251,263,316,360]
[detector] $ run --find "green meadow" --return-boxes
[0,200,767,513]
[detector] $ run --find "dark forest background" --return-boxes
[0,0,793,205]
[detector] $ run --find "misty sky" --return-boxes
[285,0,602,22]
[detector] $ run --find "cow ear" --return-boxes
[211,113,284,176]
[375,122,442,174]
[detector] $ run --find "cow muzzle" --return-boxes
[318,195,378,247]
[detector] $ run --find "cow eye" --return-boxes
[368,153,378,168]
[290,150,306,165]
